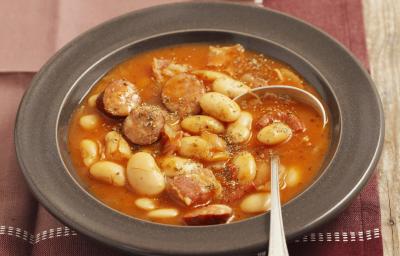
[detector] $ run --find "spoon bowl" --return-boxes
[234,85,328,128]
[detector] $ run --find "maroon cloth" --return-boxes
[0,0,383,255]
[0,0,186,72]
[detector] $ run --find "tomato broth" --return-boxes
[68,44,330,225]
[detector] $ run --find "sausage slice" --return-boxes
[98,79,141,117]
[166,168,221,207]
[161,73,205,117]
[123,105,165,145]
[183,204,233,225]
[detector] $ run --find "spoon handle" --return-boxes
[268,155,289,256]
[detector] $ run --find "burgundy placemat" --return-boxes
[0,1,383,255]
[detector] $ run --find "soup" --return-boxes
[68,44,330,225]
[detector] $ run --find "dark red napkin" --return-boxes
[0,1,383,255]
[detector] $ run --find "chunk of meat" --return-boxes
[213,162,256,203]
[256,111,305,132]
[152,58,170,83]
[183,204,233,225]
[167,168,221,207]
[285,114,305,131]
[97,79,141,117]
[104,131,132,161]
[161,73,206,117]
[240,73,269,88]
[207,44,244,67]
[152,58,190,83]
[222,183,256,203]
[123,105,165,145]
[160,124,184,155]
[167,176,212,206]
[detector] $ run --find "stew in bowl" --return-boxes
[68,43,330,226]
[15,3,383,255]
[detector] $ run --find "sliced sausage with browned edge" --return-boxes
[97,79,141,118]
[161,73,205,118]
[123,105,165,145]
[183,204,233,225]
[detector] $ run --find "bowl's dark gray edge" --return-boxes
[14,2,385,256]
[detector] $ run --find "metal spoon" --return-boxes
[233,85,328,128]
[233,85,327,256]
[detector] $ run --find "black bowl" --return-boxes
[15,2,384,256]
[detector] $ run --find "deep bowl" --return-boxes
[15,2,384,256]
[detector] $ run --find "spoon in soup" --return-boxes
[268,153,289,256]
[233,85,328,128]
[234,85,328,256]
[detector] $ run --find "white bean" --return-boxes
[212,76,250,98]
[197,132,230,162]
[226,111,253,143]
[192,70,227,80]
[79,114,100,130]
[207,151,230,162]
[181,115,225,134]
[128,152,160,172]
[147,208,179,219]
[134,198,156,211]
[254,161,269,186]
[105,131,132,161]
[128,168,166,196]
[199,92,241,122]
[178,136,211,160]
[257,122,292,145]
[80,139,99,167]
[88,94,99,107]
[89,161,126,186]
[232,152,257,184]
[127,152,166,196]
[200,131,227,151]
[254,161,287,191]
[192,70,250,98]
[285,166,301,187]
[240,193,271,213]
[159,156,202,177]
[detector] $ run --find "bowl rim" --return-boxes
[15,2,384,255]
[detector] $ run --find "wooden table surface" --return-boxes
[363,1,400,255]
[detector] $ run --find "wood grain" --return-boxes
[363,0,400,255]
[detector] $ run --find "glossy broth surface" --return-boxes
[68,44,330,225]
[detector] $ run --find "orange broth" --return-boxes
[68,44,330,225]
